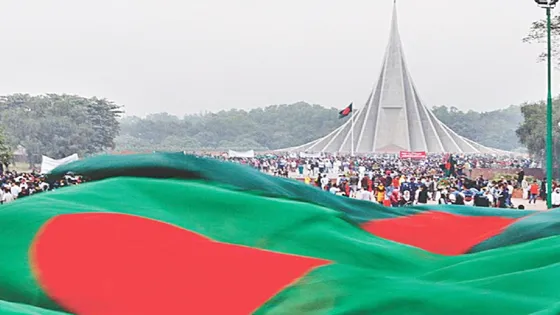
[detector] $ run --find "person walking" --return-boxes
[522,178,529,200]
[529,181,539,204]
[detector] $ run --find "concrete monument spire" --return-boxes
[285,2,501,154]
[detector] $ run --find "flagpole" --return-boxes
[351,109,355,156]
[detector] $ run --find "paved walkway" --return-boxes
[426,198,548,211]
[510,198,548,211]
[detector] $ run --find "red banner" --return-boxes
[399,151,427,159]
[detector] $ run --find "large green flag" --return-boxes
[2,153,560,314]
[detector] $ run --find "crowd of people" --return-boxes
[222,153,536,177]
[221,153,548,209]
[308,172,550,209]
[229,153,550,207]
[0,171,82,204]
[0,152,546,209]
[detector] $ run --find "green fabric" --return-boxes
[0,153,559,314]
[470,210,560,252]
[0,300,70,315]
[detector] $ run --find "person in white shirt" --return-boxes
[506,182,515,207]
[522,178,529,200]
[1,187,14,204]
[336,175,344,187]
[484,190,494,205]
[325,160,333,173]
[358,166,366,176]
[334,160,342,173]
[329,185,340,195]
[40,182,50,191]
[552,188,560,208]
[320,175,329,190]
[357,187,372,201]
[10,183,20,199]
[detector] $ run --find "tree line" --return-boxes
[0,94,121,166]
[0,94,545,169]
[516,97,560,174]
[116,102,342,152]
[431,105,523,151]
[116,103,525,153]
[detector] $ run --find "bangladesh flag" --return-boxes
[2,153,560,314]
[338,103,352,118]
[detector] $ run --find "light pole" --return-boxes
[534,0,557,209]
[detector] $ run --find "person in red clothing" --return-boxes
[392,177,400,190]
[529,181,539,204]
[390,190,400,207]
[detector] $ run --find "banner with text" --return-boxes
[399,151,427,159]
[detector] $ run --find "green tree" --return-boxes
[0,94,122,165]
[117,102,343,152]
[116,102,522,152]
[523,14,560,64]
[0,127,13,168]
[516,98,560,177]
[432,105,523,151]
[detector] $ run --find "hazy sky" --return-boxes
[0,0,552,116]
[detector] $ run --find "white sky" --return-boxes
[0,0,553,116]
